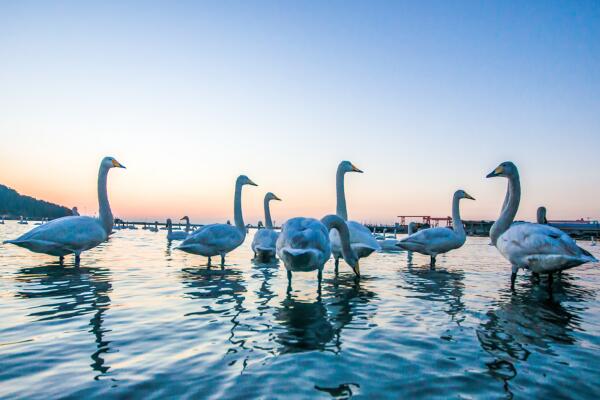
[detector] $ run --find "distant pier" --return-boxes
[366,220,600,239]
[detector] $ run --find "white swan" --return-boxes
[176,175,257,266]
[251,192,281,260]
[396,190,475,266]
[180,216,193,233]
[148,221,159,232]
[537,206,548,224]
[276,214,359,287]
[4,156,125,264]
[486,161,597,292]
[329,161,380,269]
[166,218,188,241]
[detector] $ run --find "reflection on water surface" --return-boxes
[1,223,600,399]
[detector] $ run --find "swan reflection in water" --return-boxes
[180,266,249,371]
[476,274,595,396]
[400,253,466,327]
[14,261,113,377]
[274,275,377,354]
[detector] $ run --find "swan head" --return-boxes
[265,192,282,202]
[237,175,258,187]
[338,160,363,174]
[102,156,126,169]
[455,190,475,200]
[180,216,189,222]
[166,218,172,226]
[486,161,516,178]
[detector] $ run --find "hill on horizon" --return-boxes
[0,184,73,220]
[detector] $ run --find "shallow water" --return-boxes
[1,222,600,399]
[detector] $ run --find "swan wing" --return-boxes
[4,216,107,254]
[330,220,380,258]
[497,223,598,272]
[397,227,462,254]
[179,223,244,253]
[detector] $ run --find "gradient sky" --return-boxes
[1,1,599,224]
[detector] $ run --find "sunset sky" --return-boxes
[1,1,599,224]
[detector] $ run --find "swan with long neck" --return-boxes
[166,218,188,241]
[396,190,474,266]
[4,156,125,264]
[329,161,380,269]
[251,192,282,260]
[277,214,359,289]
[176,175,257,266]
[486,161,597,292]
[180,216,192,233]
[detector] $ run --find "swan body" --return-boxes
[166,218,188,241]
[176,175,257,265]
[276,214,359,284]
[329,161,380,267]
[396,190,474,266]
[251,192,281,260]
[495,222,596,274]
[4,157,125,262]
[486,161,597,291]
[5,216,108,256]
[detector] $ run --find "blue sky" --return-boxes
[0,1,598,224]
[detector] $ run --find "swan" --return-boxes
[536,206,548,224]
[486,161,597,292]
[18,216,28,225]
[329,161,380,269]
[180,216,193,233]
[396,190,475,266]
[176,175,257,266]
[408,221,416,236]
[148,221,159,232]
[251,192,282,260]
[4,156,126,264]
[166,218,188,241]
[276,214,359,288]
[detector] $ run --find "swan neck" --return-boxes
[264,198,273,229]
[321,214,355,263]
[452,194,465,236]
[491,173,521,245]
[336,167,348,220]
[233,181,246,233]
[97,165,113,234]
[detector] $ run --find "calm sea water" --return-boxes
[1,222,599,399]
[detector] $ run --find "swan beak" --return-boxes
[351,164,363,173]
[464,193,476,200]
[248,179,258,186]
[486,166,503,178]
[353,262,361,277]
[273,195,282,201]
[112,159,126,169]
